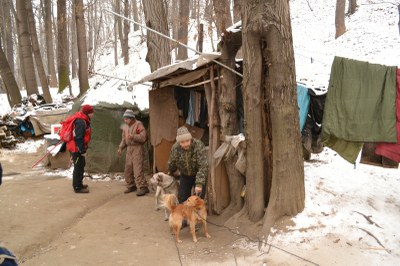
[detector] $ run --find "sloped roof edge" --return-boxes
[138,52,221,83]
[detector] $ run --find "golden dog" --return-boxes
[164,194,211,243]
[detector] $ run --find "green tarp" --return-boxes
[322,57,397,163]
[71,101,150,173]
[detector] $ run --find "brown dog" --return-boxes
[164,194,211,243]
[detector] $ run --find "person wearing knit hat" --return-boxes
[65,104,94,193]
[81,104,94,115]
[118,109,149,196]
[167,126,208,204]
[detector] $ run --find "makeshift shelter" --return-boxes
[45,79,150,173]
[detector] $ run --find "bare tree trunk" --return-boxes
[2,0,15,75]
[87,1,94,62]
[213,0,232,38]
[16,0,39,95]
[71,3,78,79]
[44,0,58,87]
[57,0,70,92]
[0,44,22,106]
[242,0,305,230]
[170,0,179,58]
[12,1,26,90]
[219,29,245,216]
[26,0,52,103]
[74,0,90,95]
[115,0,123,53]
[123,0,130,65]
[233,0,241,23]
[142,0,171,72]
[114,2,118,66]
[132,0,139,31]
[205,0,215,51]
[177,0,189,60]
[335,0,346,39]
[348,0,357,15]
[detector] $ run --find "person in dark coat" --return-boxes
[66,105,94,193]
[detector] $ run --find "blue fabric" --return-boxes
[0,246,18,265]
[297,84,310,131]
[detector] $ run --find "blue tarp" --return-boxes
[297,83,310,131]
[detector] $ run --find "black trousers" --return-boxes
[178,174,206,203]
[71,153,85,190]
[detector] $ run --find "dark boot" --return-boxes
[124,186,137,194]
[136,187,149,196]
[74,188,89,193]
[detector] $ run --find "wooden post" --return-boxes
[198,23,203,52]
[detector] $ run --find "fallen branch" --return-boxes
[357,227,390,254]
[353,211,383,229]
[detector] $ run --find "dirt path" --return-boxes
[1,150,261,265]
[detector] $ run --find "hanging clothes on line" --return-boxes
[322,57,397,163]
[375,68,400,162]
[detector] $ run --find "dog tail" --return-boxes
[163,194,178,212]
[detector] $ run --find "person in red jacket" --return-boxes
[67,104,94,193]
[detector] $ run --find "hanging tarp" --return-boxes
[149,88,179,146]
[322,57,397,163]
[297,83,310,131]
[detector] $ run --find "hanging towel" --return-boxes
[375,68,400,162]
[322,57,397,163]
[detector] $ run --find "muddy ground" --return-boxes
[1,148,362,266]
[0,149,271,266]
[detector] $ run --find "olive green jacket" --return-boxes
[167,138,208,186]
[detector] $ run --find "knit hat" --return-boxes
[123,109,136,119]
[176,126,192,142]
[81,104,94,115]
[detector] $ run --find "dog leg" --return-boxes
[175,225,183,243]
[155,186,161,210]
[189,222,198,242]
[202,220,211,238]
[164,209,169,221]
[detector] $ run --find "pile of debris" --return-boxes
[0,94,73,149]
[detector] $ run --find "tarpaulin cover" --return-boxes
[297,83,310,131]
[70,101,149,173]
[322,57,397,163]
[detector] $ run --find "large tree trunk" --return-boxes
[242,0,305,229]
[335,0,346,38]
[219,30,245,216]
[115,0,124,54]
[16,0,38,95]
[348,0,357,15]
[123,0,130,65]
[25,0,52,103]
[142,0,171,72]
[74,0,90,95]
[177,0,189,60]
[57,0,70,93]
[233,0,241,23]
[2,0,15,76]
[71,3,78,79]
[212,0,232,38]
[132,0,139,31]
[44,0,58,87]
[0,44,22,106]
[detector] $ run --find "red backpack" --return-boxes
[58,115,77,143]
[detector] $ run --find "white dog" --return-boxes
[149,172,179,221]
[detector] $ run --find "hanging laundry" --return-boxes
[375,68,400,162]
[297,83,311,131]
[322,57,397,163]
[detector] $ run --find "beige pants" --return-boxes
[124,145,147,189]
